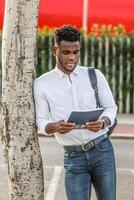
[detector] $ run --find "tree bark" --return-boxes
[2,0,44,199]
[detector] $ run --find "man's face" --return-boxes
[53,40,80,75]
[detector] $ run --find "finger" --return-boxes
[86,121,102,127]
[59,130,69,134]
[59,128,74,134]
[66,122,76,126]
[81,124,102,131]
[59,126,75,132]
[86,120,100,125]
[58,120,65,123]
[81,125,86,128]
[60,125,76,130]
[60,122,75,127]
[59,122,75,127]
[83,124,101,128]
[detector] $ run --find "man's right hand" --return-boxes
[45,120,76,135]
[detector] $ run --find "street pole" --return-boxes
[82,0,88,33]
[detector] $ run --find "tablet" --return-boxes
[67,108,104,125]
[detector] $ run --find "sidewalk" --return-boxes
[111,114,134,139]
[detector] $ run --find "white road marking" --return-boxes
[117,168,134,174]
[45,166,62,200]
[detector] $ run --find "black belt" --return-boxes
[63,133,108,152]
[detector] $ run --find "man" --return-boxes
[34,25,117,200]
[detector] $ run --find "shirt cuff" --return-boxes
[37,120,53,135]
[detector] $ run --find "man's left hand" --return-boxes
[81,120,103,132]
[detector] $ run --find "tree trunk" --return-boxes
[2,0,44,199]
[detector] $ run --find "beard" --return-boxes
[57,57,78,74]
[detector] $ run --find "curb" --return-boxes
[111,134,134,139]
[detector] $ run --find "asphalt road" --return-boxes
[0,137,134,200]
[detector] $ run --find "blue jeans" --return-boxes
[64,138,116,200]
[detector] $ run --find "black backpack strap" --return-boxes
[88,67,101,108]
[88,67,117,135]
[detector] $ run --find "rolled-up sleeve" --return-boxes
[33,78,52,134]
[96,70,118,127]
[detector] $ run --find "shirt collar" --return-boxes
[55,65,79,78]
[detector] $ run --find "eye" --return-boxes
[62,51,69,55]
[74,50,80,55]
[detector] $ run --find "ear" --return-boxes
[52,46,57,57]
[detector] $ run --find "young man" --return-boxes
[34,25,117,200]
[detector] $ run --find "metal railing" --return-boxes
[82,36,134,113]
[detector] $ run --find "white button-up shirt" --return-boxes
[34,66,117,146]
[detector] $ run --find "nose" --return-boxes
[69,53,76,60]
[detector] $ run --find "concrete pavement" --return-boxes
[111,114,134,139]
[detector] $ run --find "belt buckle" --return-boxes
[82,141,94,152]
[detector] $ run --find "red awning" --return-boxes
[0,0,134,32]
[38,0,83,29]
[88,0,134,32]
[0,0,5,29]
